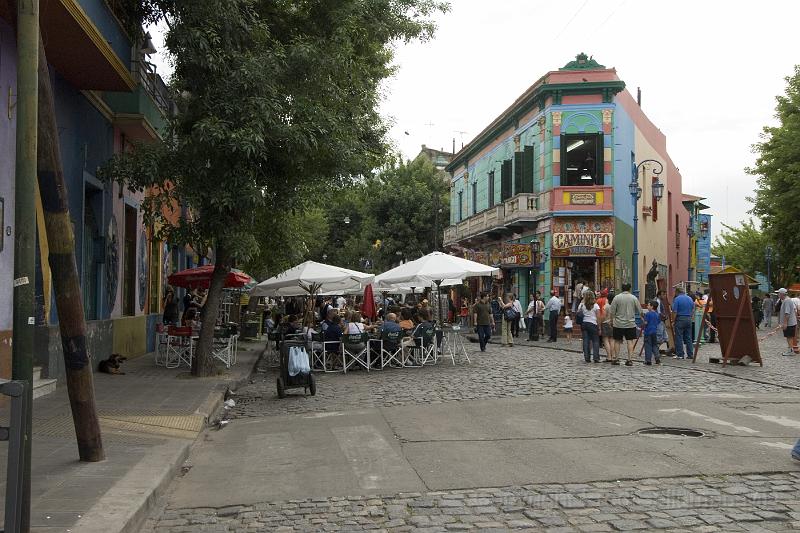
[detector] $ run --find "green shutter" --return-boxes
[514,151,523,195]
[523,145,535,193]
[501,160,512,201]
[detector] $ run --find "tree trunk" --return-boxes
[36,33,104,461]
[192,244,231,376]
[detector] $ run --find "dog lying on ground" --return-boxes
[98,353,127,375]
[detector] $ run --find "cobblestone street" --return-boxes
[152,472,800,532]
[145,334,800,532]
[229,334,796,418]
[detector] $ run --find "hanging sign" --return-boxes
[551,217,614,257]
[501,243,533,267]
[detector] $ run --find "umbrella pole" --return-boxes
[435,280,443,326]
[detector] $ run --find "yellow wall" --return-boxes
[634,129,669,297]
[112,315,148,357]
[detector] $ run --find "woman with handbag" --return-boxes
[497,292,516,347]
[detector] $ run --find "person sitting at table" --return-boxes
[285,315,301,336]
[320,308,336,333]
[398,307,415,331]
[184,308,200,331]
[346,310,365,334]
[324,315,343,368]
[380,313,402,333]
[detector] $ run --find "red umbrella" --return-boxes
[167,265,252,289]
[361,284,377,320]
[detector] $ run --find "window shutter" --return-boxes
[523,145,535,193]
[514,152,523,195]
[501,159,512,201]
[488,171,495,206]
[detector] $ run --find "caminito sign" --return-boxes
[552,232,614,257]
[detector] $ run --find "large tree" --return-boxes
[746,64,800,285]
[101,0,447,375]
[311,155,450,272]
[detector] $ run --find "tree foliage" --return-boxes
[312,155,450,272]
[100,0,448,374]
[746,64,800,285]
[710,219,780,285]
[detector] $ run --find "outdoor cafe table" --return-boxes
[440,324,470,365]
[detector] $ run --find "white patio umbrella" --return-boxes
[250,261,373,298]
[374,252,497,288]
[388,278,463,294]
[374,252,499,324]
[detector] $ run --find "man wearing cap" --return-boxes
[778,288,799,356]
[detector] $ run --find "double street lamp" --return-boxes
[630,159,664,298]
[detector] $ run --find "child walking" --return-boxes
[563,313,574,342]
[643,300,661,366]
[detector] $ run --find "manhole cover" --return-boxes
[637,427,705,439]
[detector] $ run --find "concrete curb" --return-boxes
[196,350,262,425]
[75,346,261,533]
[71,439,191,533]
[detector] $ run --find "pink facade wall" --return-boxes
[616,90,688,296]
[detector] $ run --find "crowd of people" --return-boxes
[161,286,208,329]
[264,295,442,370]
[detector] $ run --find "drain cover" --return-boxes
[638,427,705,439]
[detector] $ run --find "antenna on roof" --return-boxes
[637,87,642,107]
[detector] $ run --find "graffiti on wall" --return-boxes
[106,215,119,313]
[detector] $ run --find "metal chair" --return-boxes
[165,326,193,369]
[212,333,234,368]
[379,330,403,368]
[310,332,341,372]
[408,326,436,366]
[342,332,370,373]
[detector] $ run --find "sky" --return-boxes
[147,0,800,233]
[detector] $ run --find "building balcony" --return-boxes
[443,193,544,246]
[103,61,171,141]
[0,0,136,91]
[549,185,613,214]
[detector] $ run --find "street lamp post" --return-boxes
[630,159,664,298]
[765,246,773,294]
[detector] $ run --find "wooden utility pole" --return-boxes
[11,0,39,528]
[35,34,104,461]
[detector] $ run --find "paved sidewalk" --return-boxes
[0,338,263,533]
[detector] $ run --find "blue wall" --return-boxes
[76,0,132,68]
[611,103,636,228]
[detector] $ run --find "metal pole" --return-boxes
[11,0,39,529]
[766,247,772,294]
[631,162,639,298]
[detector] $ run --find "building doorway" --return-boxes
[570,258,597,292]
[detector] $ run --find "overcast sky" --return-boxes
[147,1,799,233]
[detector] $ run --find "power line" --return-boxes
[554,0,590,41]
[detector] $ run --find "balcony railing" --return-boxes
[132,59,170,115]
[443,193,543,245]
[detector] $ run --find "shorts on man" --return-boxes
[613,327,637,341]
[784,325,797,338]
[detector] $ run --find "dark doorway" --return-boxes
[123,205,137,316]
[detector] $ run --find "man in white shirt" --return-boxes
[778,288,799,356]
[545,291,563,342]
[512,294,523,337]
[336,295,346,309]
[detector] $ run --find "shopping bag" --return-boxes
[288,346,311,376]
